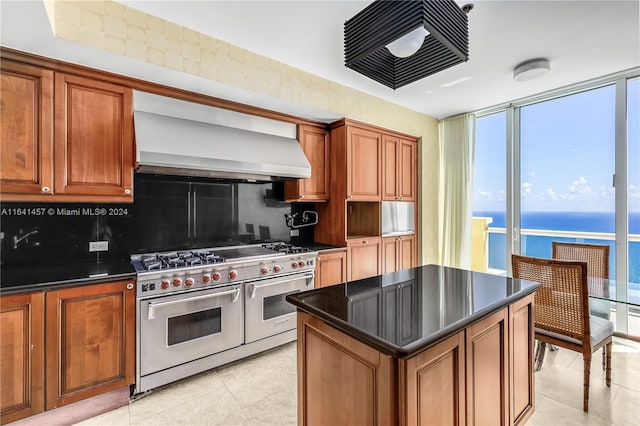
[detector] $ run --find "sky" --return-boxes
[473,78,640,214]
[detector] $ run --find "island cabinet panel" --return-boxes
[347,237,381,281]
[315,249,347,288]
[54,73,134,201]
[510,294,536,425]
[346,126,381,201]
[296,312,395,426]
[285,125,329,201]
[0,61,53,197]
[45,281,135,409]
[466,308,509,426]
[405,332,466,426]
[0,292,45,424]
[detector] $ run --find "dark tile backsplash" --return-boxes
[0,174,319,269]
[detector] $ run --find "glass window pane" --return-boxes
[519,86,616,270]
[472,111,507,273]
[167,307,222,346]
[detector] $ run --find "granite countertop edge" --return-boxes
[287,283,540,359]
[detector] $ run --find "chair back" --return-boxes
[512,255,590,344]
[552,242,609,279]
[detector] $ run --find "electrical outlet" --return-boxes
[290,229,300,237]
[89,241,109,252]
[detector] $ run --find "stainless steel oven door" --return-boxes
[244,272,313,344]
[139,284,243,376]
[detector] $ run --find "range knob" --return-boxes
[291,262,298,269]
[298,261,306,268]
[273,265,282,273]
[172,278,182,287]
[160,279,170,290]
[201,274,211,284]
[229,270,238,280]
[212,272,222,281]
[260,267,270,275]
[185,278,195,287]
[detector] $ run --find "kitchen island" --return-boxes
[286,264,540,426]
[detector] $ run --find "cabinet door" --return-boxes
[399,234,416,270]
[316,250,347,288]
[382,236,398,274]
[286,125,329,201]
[510,294,535,425]
[405,332,466,425]
[346,126,381,201]
[45,280,135,409]
[398,139,416,201]
[0,292,45,424]
[54,74,133,200]
[347,238,381,281]
[0,61,53,196]
[466,308,509,426]
[382,135,398,201]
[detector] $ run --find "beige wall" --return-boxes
[47,0,439,264]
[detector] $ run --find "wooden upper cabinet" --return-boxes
[285,125,329,201]
[0,61,53,196]
[54,74,134,201]
[45,280,135,409]
[0,292,45,424]
[347,126,381,201]
[382,135,416,201]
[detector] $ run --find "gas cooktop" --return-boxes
[131,243,312,273]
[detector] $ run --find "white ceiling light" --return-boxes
[513,58,551,82]
[386,27,430,58]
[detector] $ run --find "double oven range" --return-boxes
[131,243,317,394]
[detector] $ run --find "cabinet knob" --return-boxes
[42,186,51,193]
[348,195,353,199]
[124,188,131,195]
[399,196,403,200]
[317,256,321,261]
[126,283,134,290]
[363,240,368,244]
[300,194,305,199]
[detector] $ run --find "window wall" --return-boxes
[471,72,639,335]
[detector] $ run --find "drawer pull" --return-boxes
[124,188,132,195]
[42,186,51,193]
[126,283,134,290]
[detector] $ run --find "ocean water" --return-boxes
[472,211,640,288]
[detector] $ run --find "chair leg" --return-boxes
[605,342,612,387]
[534,341,547,372]
[602,348,606,370]
[583,354,591,413]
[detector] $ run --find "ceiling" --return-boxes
[2,1,639,120]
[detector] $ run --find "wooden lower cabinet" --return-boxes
[296,312,395,425]
[297,302,535,426]
[315,249,347,288]
[0,292,45,424]
[382,234,416,273]
[347,237,381,281]
[466,308,509,425]
[405,332,466,425]
[510,294,536,425]
[45,280,135,409]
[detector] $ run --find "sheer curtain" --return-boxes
[438,114,476,268]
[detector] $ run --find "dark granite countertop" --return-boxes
[0,259,136,294]
[286,264,540,358]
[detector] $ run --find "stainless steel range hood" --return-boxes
[133,92,311,181]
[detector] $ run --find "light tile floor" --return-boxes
[77,338,640,426]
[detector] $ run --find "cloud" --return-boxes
[522,182,533,195]
[546,188,558,200]
[568,176,592,195]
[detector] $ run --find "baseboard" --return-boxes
[6,387,130,426]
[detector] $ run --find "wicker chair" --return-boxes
[511,255,613,412]
[553,241,611,369]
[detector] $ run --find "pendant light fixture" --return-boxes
[344,0,470,90]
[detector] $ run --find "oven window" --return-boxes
[263,290,299,321]
[167,307,222,346]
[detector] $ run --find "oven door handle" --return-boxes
[147,287,240,320]
[248,274,313,299]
